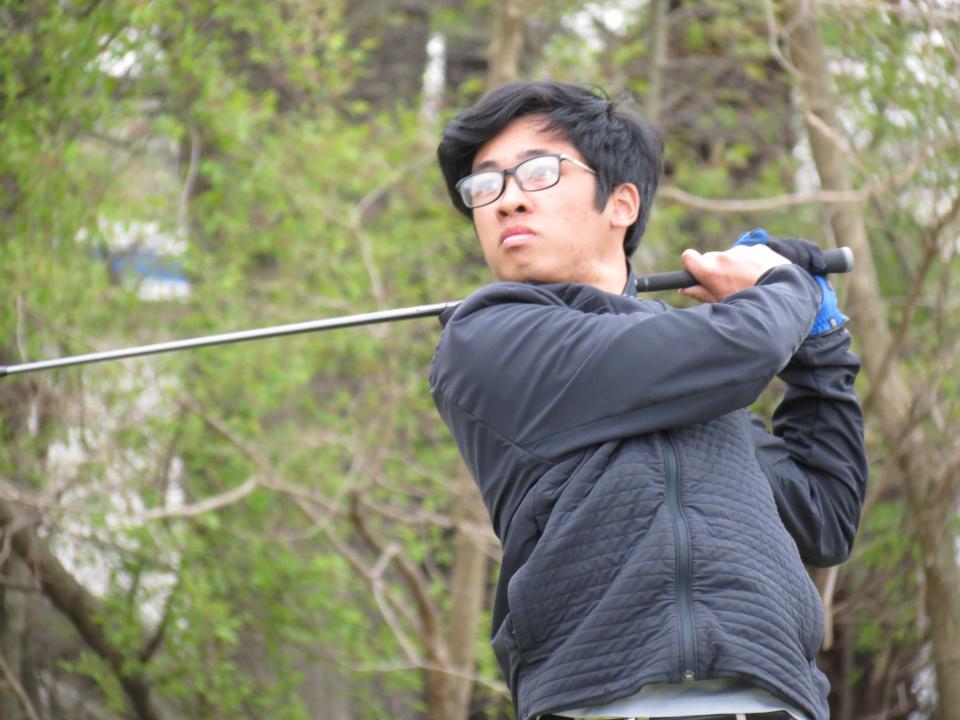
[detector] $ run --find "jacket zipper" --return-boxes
[660,432,697,681]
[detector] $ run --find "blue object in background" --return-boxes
[109,247,190,300]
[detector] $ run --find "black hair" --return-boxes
[437,80,663,257]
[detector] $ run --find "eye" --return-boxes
[518,157,559,188]
[468,173,502,201]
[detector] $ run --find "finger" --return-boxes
[679,250,716,302]
[678,284,718,304]
[681,248,706,277]
[681,249,720,286]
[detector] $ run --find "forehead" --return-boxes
[472,115,578,170]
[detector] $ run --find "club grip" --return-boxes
[636,246,853,293]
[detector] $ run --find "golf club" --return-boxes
[0,247,853,377]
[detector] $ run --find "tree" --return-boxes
[780,0,960,715]
[1,1,498,717]
[2,1,957,717]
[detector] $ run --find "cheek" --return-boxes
[473,213,496,244]
[471,211,503,261]
[554,202,602,244]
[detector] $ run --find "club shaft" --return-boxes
[1,302,459,376]
[1,247,853,377]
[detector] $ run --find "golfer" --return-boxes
[430,80,866,720]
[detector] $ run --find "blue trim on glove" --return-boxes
[734,227,769,247]
[733,227,847,336]
[810,275,848,336]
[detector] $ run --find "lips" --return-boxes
[500,225,535,247]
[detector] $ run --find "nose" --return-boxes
[496,173,529,217]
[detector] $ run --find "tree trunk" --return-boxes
[645,0,669,128]
[346,0,430,111]
[0,500,166,720]
[487,0,526,91]
[782,1,960,716]
[443,481,490,719]
[422,479,490,720]
[0,556,30,720]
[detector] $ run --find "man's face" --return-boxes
[469,115,629,291]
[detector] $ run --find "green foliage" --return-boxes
[2,1,957,718]
[847,501,922,654]
[2,0,474,716]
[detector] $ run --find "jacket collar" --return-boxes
[622,260,639,297]
[440,261,639,328]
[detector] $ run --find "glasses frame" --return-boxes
[455,153,596,209]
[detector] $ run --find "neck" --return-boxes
[581,255,629,294]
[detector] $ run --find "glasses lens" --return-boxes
[516,155,561,191]
[460,172,503,208]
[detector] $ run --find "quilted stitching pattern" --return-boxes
[507,414,829,720]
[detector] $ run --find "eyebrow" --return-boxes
[473,148,553,172]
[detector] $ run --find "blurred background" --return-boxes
[1,0,958,718]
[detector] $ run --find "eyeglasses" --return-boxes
[455,153,596,209]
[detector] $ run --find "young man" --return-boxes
[430,80,866,720]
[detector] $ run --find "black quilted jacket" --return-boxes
[429,264,867,720]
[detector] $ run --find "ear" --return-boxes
[607,183,640,230]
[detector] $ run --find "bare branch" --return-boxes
[818,0,960,22]
[0,651,41,720]
[360,495,496,544]
[353,659,511,698]
[314,643,510,699]
[177,122,201,241]
[802,108,870,177]
[139,572,181,663]
[286,493,423,639]
[154,407,187,491]
[656,142,941,213]
[369,544,421,664]
[135,477,259,522]
[862,243,938,415]
[294,496,367,574]
[819,565,839,650]
[362,500,501,563]
[183,396,345,516]
[347,493,445,664]
[0,500,166,720]
[15,295,29,364]
[657,184,864,212]
[180,397,456,676]
[353,225,387,311]
[0,512,34,567]
[348,154,434,310]
[87,129,139,150]
[258,476,338,514]
[865,192,960,413]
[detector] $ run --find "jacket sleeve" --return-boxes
[430,264,820,461]
[748,326,867,566]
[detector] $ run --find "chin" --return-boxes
[489,258,533,279]
[491,264,528,283]
[498,269,547,284]
[492,258,571,285]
